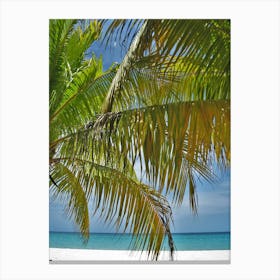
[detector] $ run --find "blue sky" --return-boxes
[49,21,230,234]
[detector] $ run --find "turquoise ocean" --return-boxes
[49,232,230,251]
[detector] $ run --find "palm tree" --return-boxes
[49,19,230,260]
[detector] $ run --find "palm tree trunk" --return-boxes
[101,20,147,113]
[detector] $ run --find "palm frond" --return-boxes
[49,19,101,115]
[51,158,174,260]
[50,66,116,141]
[102,19,230,73]
[49,162,90,240]
[100,19,230,112]
[110,60,229,112]
[50,64,178,141]
[101,20,148,113]
[54,100,230,209]
[64,20,101,73]
[49,19,77,114]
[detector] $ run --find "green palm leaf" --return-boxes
[54,100,230,208]
[49,19,101,115]
[100,19,230,112]
[50,59,114,141]
[50,158,174,260]
[102,19,230,74]
[49,162,90,240]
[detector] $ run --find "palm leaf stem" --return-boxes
[101,21,148,113]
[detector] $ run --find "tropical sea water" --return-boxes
[49,232,230,251]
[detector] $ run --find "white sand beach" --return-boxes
[49,248,230,262]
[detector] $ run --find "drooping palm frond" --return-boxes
[54,99,230,208]
[50,158,174,260]
[49,162,90,240]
